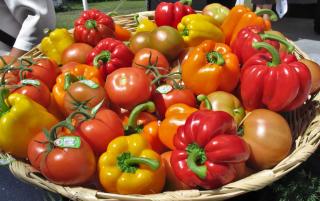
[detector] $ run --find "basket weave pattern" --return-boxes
[1,11,320,201]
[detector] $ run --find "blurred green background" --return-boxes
[56,0,145,29]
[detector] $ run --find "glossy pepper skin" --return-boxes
[177,14,225,47]
[182,40,240,95]
[125,102,167,154]
[40,28,74,65]
[159,103,197,150]
[0,90,58,158]
[171,110,250,189]
[52,64,103,114]
[135,17,157,33]
[87,38,134,81]
[221,5,277,45]
[74,9,115,46]
[155,0,195,28]
[231,26,286,64]
[98,134,166,194]
[241,42,311,112]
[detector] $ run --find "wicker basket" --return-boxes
[2,11,320,201]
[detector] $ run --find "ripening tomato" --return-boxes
[132,48,170,80]
[25,58,60,90]
[300,59,320,94]
[64,81,108,115]
[105,67,152,110]
[242,109,292,170]
[14,80,51,108]
[61,43,93,64]
[27,131,96,185]
[129,32,151,54]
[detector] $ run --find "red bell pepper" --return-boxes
[241,42,311,112]
[171,110,250,189]
[155,0,195,28]
[86,38,134,80]
[231,26,280,64]
[74,9,115,46]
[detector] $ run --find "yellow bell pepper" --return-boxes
[0,89,58,158]
[40,28,74,65]
[98,134,166,194]
[135,15,157,33]
[177,14,225,47]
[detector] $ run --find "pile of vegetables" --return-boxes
[1,2,320,195]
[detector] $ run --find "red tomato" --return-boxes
[0,72,19,93]
[61,43,93,64]
[14,80,51,107]
[77,109,124,156]
[152,87,196,119]
[132,48,170,80]
[64,81,108,115]
[105,67,152,110]
[25,58,60,90]
[27,131,96,185]
[0,55,19,76]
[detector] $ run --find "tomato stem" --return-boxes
[0,88,10,117]
[125,101,155,135]
[197,94,212,110]
[255,9,278,21]
[64,73,79,90]
[186,143,207,179]
[260,33,295,53]
[117,152,160,173]
[252,42,280,67]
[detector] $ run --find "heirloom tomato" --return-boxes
[242,109,292,170]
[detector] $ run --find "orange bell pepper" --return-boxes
[158,103,197,150]
[221,5,278,45]
[52,64,103,114]
[125,101,167,154]
[114,24,132,41]
[181,40,240,95]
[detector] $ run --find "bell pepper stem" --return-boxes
[64,73,79,90]
[252,42,280,67]
[255,9,278,21]
[260,33,295,53]
[0,88,10,116]
[206,51,225,66]
[126,101,155,134]
[197,94,213,110]
[117,152,159,173]
[125,156,160,170]
[85,19,97,29]
[93,51,111,68]
[186,143,207,179]
[180,0,192,6]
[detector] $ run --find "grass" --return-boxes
[56,1,146,29]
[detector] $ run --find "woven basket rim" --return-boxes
[1,10,320,201]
